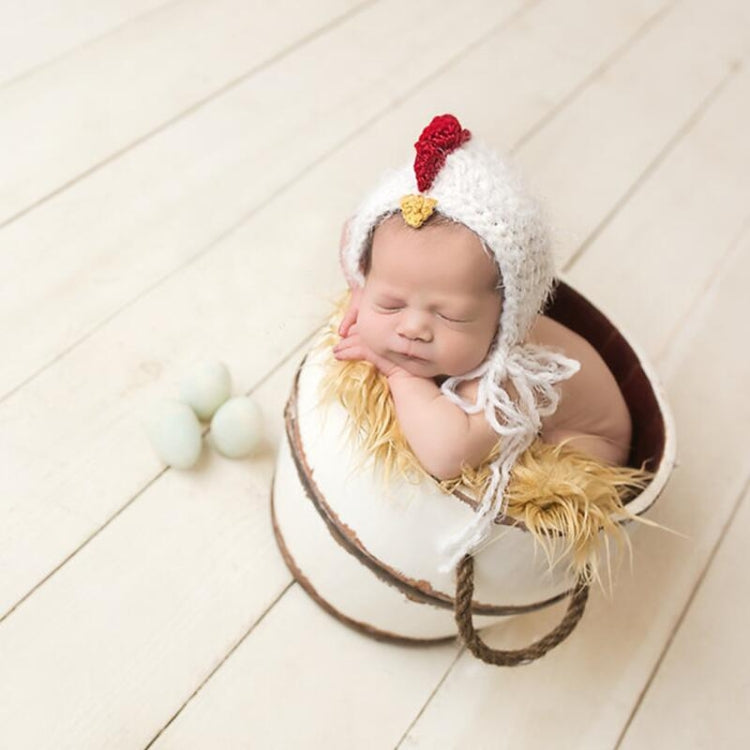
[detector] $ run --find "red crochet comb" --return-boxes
[413,114,471,192]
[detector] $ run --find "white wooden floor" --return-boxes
[1,1,749,747]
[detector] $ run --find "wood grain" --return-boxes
[1,0,748,747]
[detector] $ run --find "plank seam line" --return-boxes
[0,464,168,626]
[0,0,378,234]
[0,326,317,625]
[610,210,750,743]
[143,579,296,749]
[613,470,750,749]
[393,646,466,750]
[0,0,185,93]
[655,212,750,370]
[563,57,743,273]
[511,0,679,155]
[0,0,542,407]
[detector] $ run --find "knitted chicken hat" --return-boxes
[341,114,581,571]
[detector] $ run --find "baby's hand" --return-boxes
[338,286,362,338]
[333,324,409,380]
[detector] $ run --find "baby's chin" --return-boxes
[386,351,466,381]
[386,351,438,377]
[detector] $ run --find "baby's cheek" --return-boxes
[357,311,387,353]
[447,332,488,373]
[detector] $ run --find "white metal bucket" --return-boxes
[271,280,676,652]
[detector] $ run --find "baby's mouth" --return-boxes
[393,350,430,363]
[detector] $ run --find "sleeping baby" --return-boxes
[327,114,645,571]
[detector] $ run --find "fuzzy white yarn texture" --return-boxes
[439,344,580,572]
[342,136,581,571]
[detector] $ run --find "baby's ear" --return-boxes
[338,219,360,290]
[339,219,350,252]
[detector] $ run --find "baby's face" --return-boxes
[356,215,502,378]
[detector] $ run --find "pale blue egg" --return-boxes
[144,399,203,469]
[210,396,263,458]
[179,361,231,421]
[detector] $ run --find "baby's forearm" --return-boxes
[386,372,478,480]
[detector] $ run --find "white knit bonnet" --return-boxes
[341,114,580,571]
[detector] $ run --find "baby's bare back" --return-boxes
[528,315,632,465]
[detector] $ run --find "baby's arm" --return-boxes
[386,373,497,480]
[333,330,497,480]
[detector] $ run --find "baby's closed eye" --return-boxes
[373,294,404,311]
[375,304,472,323]
[437,312,472,323]
[375,303,403,313]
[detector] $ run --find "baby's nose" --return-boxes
[396,311,433,342]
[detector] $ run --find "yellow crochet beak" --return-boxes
[400,194,438,228]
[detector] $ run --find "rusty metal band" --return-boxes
[282,357,572,617]
[270,481,455,645]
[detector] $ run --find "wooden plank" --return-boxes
[153,585,460,750]
[0,0,526,617]
[0,0,167,88]
[618,481,750,749]
[0,0,361,226]
[398,79,750,750]
[0,0,522,399]
[566,65,750,359]
[0,347,300,750]
[1,0,744,746]
[516,0,750,265]
[385,0,674,152]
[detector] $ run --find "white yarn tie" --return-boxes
[438,344,581,573]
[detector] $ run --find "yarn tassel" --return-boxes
[438,342,581,570]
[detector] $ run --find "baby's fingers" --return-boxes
[338,307,357,337]
[333,332,367,359]
[333,342,362,361]
[338,287,362,336]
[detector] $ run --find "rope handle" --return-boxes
[454,555,590,666]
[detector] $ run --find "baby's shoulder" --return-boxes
[527,314,602,371]
[527,314,616,402]
[528,314,632,462]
